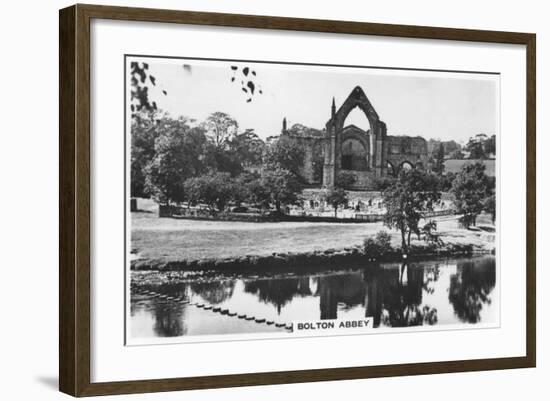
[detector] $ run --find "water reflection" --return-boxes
[448,257,496,323]
[152,301,186,337]
[130,256,497,339]
[190,281,235,304]
[317,273,366,319]
[363,264,439,327]
[244,277,312,313]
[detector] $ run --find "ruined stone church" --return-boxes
[280,86,429,190]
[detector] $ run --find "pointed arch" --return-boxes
[328,86,381,138]
[323,86,388,188]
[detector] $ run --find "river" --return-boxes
[129,255,496,340]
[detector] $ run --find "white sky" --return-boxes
[132,56,499,144]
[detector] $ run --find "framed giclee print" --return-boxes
[59,3,536,397]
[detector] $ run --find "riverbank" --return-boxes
[131,210,495,271]
[131,241,492,272]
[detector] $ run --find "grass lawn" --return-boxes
[131,199,495,263]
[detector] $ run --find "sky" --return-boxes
[129,56,499,144]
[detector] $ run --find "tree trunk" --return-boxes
[334,206,338,218]
[401,230,407,253]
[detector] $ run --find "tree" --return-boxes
[144,118,208,205]
[203,112,239,149]
[437,171,456,192]
[227,129,265,168]
[451,162,492,228]
[484,135,496,156]
[245,176,272,211]
[363,231,392,258]
[231,173,261,207]
[371,176,397,191]
[183,173,233,212]
[450,150,465,159]
[420,220,443,245]
[465,133,490,160]
[324,187,348,218]
[130,62,161,113]
[483,194,496,223]
[205,145,243,176]
[263,136,305,179]
[432,143,445,175]
[429,139,461,156]
[129,61,260,116]
[261,168,302,213]
[182,176,203,208]
[206,173,234,212]
[444,140,462,155]
[130,109,160,198]
[382,169,441,252]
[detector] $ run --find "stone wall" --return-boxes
[385,135,430,174]
[344,170,377,190]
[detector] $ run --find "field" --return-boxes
[131,199,495,263]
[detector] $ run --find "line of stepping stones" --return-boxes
[132,288,293,331]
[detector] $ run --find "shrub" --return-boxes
[371,176,396,191]
[420,220,443,246]
[363,230,393,258]
[336,171,357,188]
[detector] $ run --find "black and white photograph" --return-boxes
[126,56,499,344]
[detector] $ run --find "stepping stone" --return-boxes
[227,312,237,317]
[237,314,247,319]
[275,323,286,328]
[196,304,205,308]
[220,309,229,315]
[245,316,255,321]
[203,305,212,310]
[213,307,221,312]
[285,325,293,331]
[266,321,274,325]
[255,318,266,323]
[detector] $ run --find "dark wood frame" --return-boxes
[59,3,536,397]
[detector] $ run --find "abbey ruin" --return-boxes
[281,86,429,190]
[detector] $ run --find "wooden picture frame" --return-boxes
[59,3,536,397]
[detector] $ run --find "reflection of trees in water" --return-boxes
[244,277,312,314]
[152,283,188,299]
[318,273,366,319]
[448,258,496,323]
[364,264,439,328]
[190,280,235,304]
[152,302,186,337]
[423,265,440,295]
[381,264,438,327]
[240,266,442,324]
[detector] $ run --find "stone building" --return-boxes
[280,86,429,190]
